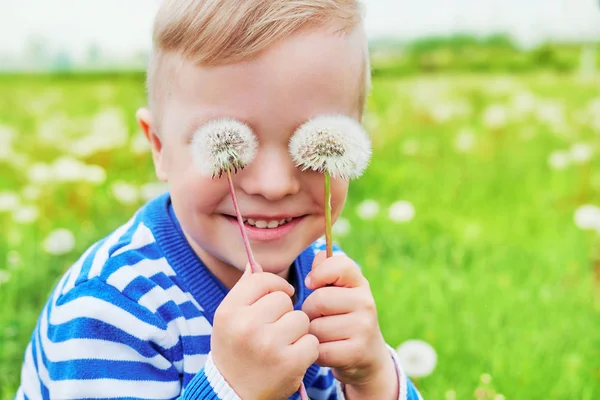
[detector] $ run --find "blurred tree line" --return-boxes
[369,34,597,76]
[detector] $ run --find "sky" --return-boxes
[1,0,600,61]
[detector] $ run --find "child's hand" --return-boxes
[211,265,319,400]
[303,252,399,399]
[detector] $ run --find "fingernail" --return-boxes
[304,275,312,288]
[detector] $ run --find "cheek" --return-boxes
[175,175,228,214]
[164,146,229,215]
[303,173,349,211]
[331,179,349,217]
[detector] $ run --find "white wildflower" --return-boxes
[140,182,169,201]
[483,105,508,129]
[22,185,41,201]
[53,157,88,182]
[85,165,107,184]
[463,222,482,241]
[191,118,258,177]
[42,228,76,255]
[519,127,537,141]
[6,228,23,246]
[569,143,593,164]
[388,201,415,223]
[357,200,379,220]
[494,395,505,400]
[511,91,536,114]
[430,103,454,123]
[486,77,519,95]
[574,205,600,231]
[131,132,150,154]
[13,205,39,224]
[7,251,20,269]
[37,114,71,143]
[332,217,351,236]
[111,182,139,205]
[536,101,565,128]
[28,163,53,184]
[445,390,457,400]
[0,270,11,286]
[548,151,570,170]
[289,115,371,180]
[402,139,419,155]
[69,108,128,157]
[588,98,600,118]
[455,129,476,153]
[28,159,105,185]
[0,124,16,161]
[0,192,20,212]
[480,373,492,385]
[396,340,438,378]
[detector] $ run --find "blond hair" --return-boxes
[147,0,371,121]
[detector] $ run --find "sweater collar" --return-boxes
[144,193,315,324]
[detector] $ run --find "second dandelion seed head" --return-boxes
[289,114,372,180]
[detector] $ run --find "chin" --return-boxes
[252,249,300,275]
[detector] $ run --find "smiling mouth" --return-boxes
[223,215,303,229]
[243,217,293,228]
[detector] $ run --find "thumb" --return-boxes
[312,250,328,271]
[242,262,252,277]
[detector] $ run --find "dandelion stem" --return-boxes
[299,381,309,400]
[226,168,260,273]
[324,171,333,258]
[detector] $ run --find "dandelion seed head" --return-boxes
[548,151,570,170]
[191,118,258,178]
[289,115,371,180]
[395,339,438,378]
[480,373,492,385]
[332,217,351,236]
[574,204,600,231]
[357,199,380,220]
[43,228,76,256]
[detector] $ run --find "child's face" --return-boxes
[138,23,366,285]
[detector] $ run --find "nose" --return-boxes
[239,146,301,201]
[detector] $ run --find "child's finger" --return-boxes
[228,272,295,306]
[316,339,358,368]
[302,287,366,319]
[307,313,354,343]
[248,291,294,324]
[287,333,320,369]
[271,310,311,345]
[312,251,328,271]
[305,255,365,289]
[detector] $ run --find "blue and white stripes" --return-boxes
[16,193,421,400]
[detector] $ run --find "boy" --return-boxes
[16,1,423,399]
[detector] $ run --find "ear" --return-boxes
[136,108,168,182]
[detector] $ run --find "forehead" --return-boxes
[159,24,366,138]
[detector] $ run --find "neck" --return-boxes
[182,230,291,289]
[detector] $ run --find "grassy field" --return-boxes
[1,71,599,399]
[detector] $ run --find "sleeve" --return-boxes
[16,278,231,400]
[305,347,423,400]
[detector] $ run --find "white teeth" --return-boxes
[243,217,294,228]
[254,220,268,229]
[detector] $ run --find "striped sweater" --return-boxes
[16,193,422,400]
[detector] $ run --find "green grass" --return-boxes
[1,72,599,399]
